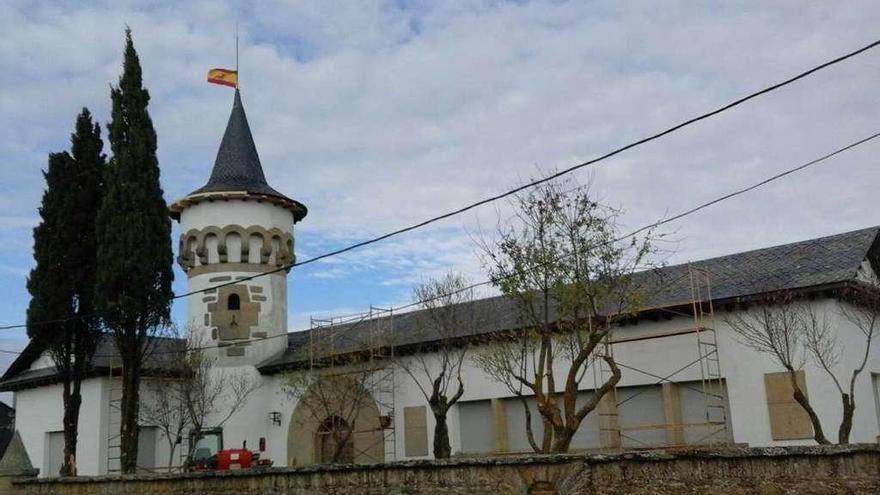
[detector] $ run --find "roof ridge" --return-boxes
[277,225,880,339]
[660,225,880,273]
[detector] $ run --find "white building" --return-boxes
[2,90,879,477]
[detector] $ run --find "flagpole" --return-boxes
[235,21,239,88]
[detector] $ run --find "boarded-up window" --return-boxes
[45,431,63,477]
[764,371,812,440]
[505,393,602,452]
[617,385,667,447]
[678,380,732,445]
[458,400,493,453]
[404,406,428,457]
[137,426,157,470]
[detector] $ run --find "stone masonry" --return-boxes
[13,444,880,495]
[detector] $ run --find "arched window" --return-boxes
[317,416,354,464]
[227,294,241,311]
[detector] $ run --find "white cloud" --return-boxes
[2,0,880,343]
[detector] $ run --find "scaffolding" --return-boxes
[306,305,397,463]
[105,356,123,474]
[596,264,729,450]
[689,266,728,445]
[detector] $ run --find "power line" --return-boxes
[130,36,880,306]
[3,37,879,333]
[3,129,876,357]
[375,130,880,315]
[284,37,880,270]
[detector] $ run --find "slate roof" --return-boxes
[0,336,185,392]
[2,227,877,387]
[257,226,880,373]
[179,89,307,221]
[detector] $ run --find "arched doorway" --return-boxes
[287,375,385,466]
[316,415,354,464]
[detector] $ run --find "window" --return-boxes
[45,431,63,477]
[764,371,813,440]
[227,294,240,311]
[190,428,223,461]
[458,400,493,453]
[137,426,157,470]
[404,406,428,457]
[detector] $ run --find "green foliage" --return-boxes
[95,28,173,336]
[27,107,105,355]
[485,180,652,335]
[476,177,658,453]
[27,107,105,476]
[94,28,173,473]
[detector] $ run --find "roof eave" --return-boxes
[169,190,308,222]
[256,280,861,376]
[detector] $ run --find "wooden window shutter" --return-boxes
[404,406,429,457]
[764,371,813,440]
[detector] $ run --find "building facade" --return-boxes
[2,91,879,476]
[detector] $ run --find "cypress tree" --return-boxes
[27,108,105,476]
[95,28,174,474]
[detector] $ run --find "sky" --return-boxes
[1,0,879,380]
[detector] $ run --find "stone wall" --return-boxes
[13,445,880,495]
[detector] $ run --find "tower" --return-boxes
[170,90,307,364]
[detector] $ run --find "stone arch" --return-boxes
[177,231,200,269]
[287,374,385,466]
[176,225,295,273]
[270,234,283,266]
[225,230,243,263]
[203,232,220,264]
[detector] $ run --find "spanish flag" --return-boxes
[207,68,238,88]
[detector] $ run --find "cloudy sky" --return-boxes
[1,1,879,378]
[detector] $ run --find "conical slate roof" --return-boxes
[177,89,306,221]
[193,89,284,197]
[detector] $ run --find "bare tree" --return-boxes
[725,293,830,444]
[474,178,655,453]
[398,272,475,458]
[803,286,879,444]
[140,327,260,470]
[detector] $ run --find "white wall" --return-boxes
[15,377,106,477]
[179,200,295,235]
[717,299,880,446]
[12,296,880,474]
[178,199,294,365]
[382,298,880,457]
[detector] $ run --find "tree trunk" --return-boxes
[432,411,451,459]
[838,393,855,444]
[539,413,554,453]
[119,360,142,473]
[550,427,575,453]
[60,380,81,476]
[789,373,829,445]
[167,441,177,472]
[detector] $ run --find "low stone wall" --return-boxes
[14,444,880,495]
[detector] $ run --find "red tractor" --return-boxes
[188,440,273,472]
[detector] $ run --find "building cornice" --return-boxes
[169,191,307,223]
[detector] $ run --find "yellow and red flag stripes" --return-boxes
[207,68,238,88]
